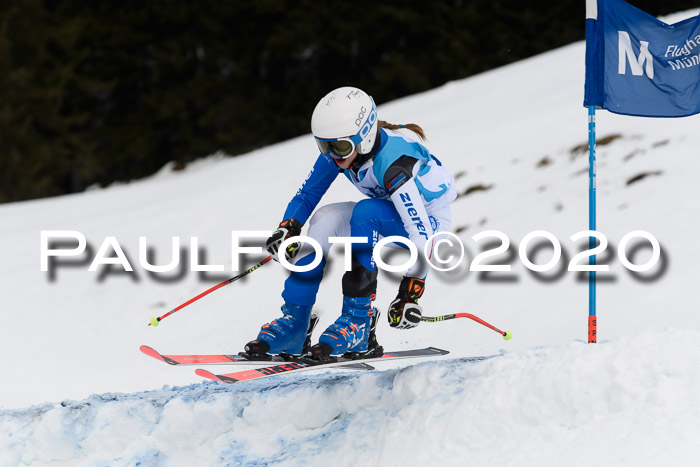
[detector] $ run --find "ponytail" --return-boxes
[378,120,426,141]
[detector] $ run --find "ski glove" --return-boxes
[388,277,425,329]
[266,219,302,263]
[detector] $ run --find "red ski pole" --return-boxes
[422,313,512,340]
[148,256,272,327]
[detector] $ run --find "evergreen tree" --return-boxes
[1,0,697,202]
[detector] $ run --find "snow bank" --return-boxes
[2,328,698,467]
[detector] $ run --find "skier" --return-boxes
[242,86,457,361]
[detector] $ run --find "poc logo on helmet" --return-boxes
[355,106,367,127]
[358,107,377,138]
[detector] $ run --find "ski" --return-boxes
[141,345,270,366]
[195,347,449,384]
[139,345,372,370]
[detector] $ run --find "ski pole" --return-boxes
[422,313,512,340]
[148,256,272,327]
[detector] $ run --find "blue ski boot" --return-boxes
[305,296,382,361]
[242,303,317,358]
[346,307,383,359]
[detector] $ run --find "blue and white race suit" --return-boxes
[281,128,457,306]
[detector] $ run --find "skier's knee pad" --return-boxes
[342,254,377,298]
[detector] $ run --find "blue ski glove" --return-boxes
[388,277,425,329]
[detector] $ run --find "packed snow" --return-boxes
[1,9,700,466]
[2,329,699,466]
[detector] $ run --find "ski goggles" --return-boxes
[314,133,363,159]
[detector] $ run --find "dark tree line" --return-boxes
[1,0,696,202]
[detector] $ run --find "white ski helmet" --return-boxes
[311,86,378,158]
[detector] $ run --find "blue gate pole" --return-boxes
[588,105,597,343]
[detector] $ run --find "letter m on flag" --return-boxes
[618,31,653,78]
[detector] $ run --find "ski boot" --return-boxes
[240,303,317,360]
[343,307,383,360]
[304,296,382,363]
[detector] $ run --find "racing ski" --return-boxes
[139,345,371,370]
[195,347,449,383]
[141,345,271,366]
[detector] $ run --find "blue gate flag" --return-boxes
[584,0,700,117]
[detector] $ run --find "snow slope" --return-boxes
[1,9,700,466]
[2,329,699,466]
